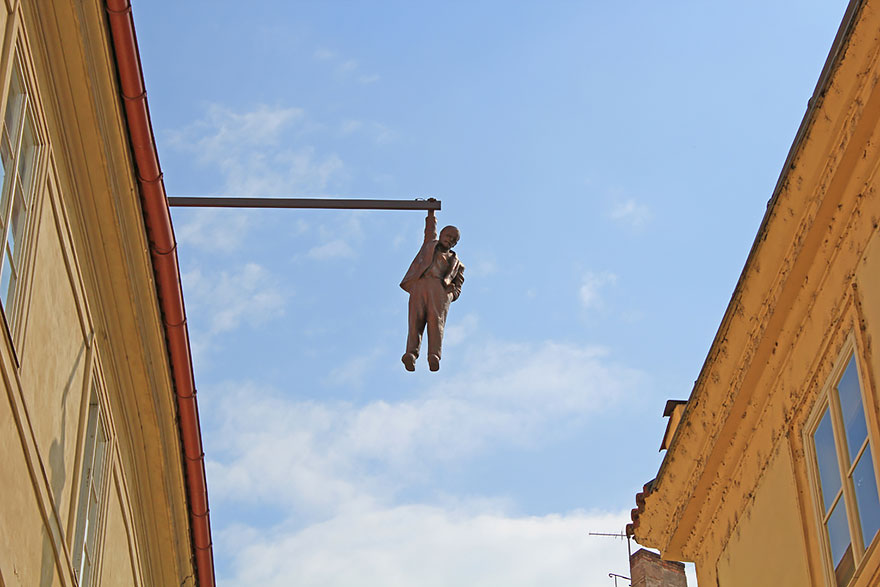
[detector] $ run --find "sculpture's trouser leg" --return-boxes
[406,278,451,359]
[406,281,428,358]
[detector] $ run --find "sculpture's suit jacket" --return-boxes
[400,215,465,301]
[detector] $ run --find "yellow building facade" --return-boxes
[631,1,880,585]
[0,1,212,585]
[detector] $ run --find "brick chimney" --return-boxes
[629,548,687,587]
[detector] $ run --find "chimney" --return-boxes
[630,548,687,587]
[660,400,688,451]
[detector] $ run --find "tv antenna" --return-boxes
[589,530,633,586]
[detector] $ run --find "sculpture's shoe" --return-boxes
[402,353,416,372]
[428,354,440,372]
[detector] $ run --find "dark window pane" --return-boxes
[0,131,11,224]
[816,409,843,513]
[853,444,880,550]
[3,93,20,144]
[828,499,852,571]
[3,70,23,150]
[9,181,23,258]
[0,131,10,192]
[838,356,868,465]
[835,543,855,587]
[3,96,15,137]
[17,113,34,194]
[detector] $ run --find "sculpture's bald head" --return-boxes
[439,225,460,251]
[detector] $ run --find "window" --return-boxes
[810,353,880,586]
[72,393,108,585]
[0,57,38,327]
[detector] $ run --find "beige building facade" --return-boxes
[631,1,880,586]
[0,1,212,585]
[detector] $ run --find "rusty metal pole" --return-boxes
[167,197,441,211]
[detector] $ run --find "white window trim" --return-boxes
[805,333,880,586]
[0,31,47,353]
[71,386,109,586]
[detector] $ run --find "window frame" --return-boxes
[71,384,110,587]
[0,31,46,351]
[805,334,880,586]
[0,55,39,318]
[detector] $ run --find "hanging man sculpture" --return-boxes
[400,205,464,372]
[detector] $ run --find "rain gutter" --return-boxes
[104,2,214,585]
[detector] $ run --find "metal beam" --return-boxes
[167,197,441,211]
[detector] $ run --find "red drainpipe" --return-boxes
[104,2,215,585]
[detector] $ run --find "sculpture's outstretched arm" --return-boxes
[424,208,438,243]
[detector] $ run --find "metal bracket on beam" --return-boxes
[166,197,441,211]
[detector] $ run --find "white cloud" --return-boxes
[313,48,335,60]
[312,47,380,84]
[204,340,640,512]
[202,334,646,585]
[306,239,355,260]
[176,208,251,253]
[339,119,396,144]
[444,313,478,347]
[217,505,633,587]
[340,119,364,134]
[339,59,358,74]
[465,254,498,278]
[171,104,304,159]
[579,272,618,310]
[373,124,395,144]
[289,218,310,237]
[167,104,345,197]
[609,198,651,228]
[324,349,384,389]
[182,262,286,339]
[297,213,365,262]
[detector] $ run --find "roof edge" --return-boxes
[655,0,866,486]
[104,2,215,585]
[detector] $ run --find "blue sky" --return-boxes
[134,2,847,584]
